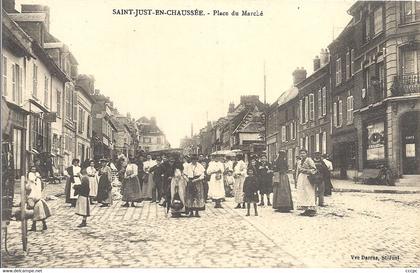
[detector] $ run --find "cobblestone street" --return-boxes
[2,182,419,268]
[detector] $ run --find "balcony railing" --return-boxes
[398,73,420,95]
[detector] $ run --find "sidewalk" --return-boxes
[286,174,420,194]
[331,179,420,194]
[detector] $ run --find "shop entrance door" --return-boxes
[401,111,420,174]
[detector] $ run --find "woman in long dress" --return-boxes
[207,155,225,208]
[96,159,113,207]
[170,168,187,217]
[233,154,247,209]
[272,151,293,212]
[121,157,142,207]
[184,155,206,217]
[86,160,98,204]
[141,155,157,201]
[295,149,318,216]
[27,166,51,231]
[64,159,82,207]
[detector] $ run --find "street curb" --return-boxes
[333,188,420,194]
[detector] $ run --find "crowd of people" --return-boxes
[24,149,334,229]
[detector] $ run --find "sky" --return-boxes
[16,0,355,147]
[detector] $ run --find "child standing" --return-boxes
[74,171,90,227]
[27,166,51,231]
[243,168,259,216]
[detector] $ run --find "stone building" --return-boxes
[75,74,94,163]
[136,117,169,153]
[330,1,420,180]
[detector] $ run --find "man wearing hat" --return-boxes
[313,152,328,207]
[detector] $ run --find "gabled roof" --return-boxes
[276,86,299,107]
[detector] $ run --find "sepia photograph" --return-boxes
[1,0,419,271]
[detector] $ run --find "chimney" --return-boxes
[150,117,157,126]
[292,67,307,85]
[21,5,50,32]
[3,0,17,12]
[240,95,259,105]
[76,74,95,94]
[320,48,330,67]
[228,102,235,113]
[313,56,321,71]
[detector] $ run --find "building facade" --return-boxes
[136,117,169,153]
[329,1,420,180]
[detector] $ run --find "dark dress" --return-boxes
[96,166,113,204]
[243,176,259,203]
[257,162,273,194]
[272,157,293,212]
[122,164,142,202]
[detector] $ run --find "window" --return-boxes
[350,49,355,76]
[287,149,293,170]
[374,6,383,34]
[364,68,370,90]
[346,51,351,80]
[333,100,343,127]
[304,96,309,122]
[12,64,22,104]
[289,122,296,140]
[2,56,7,96]
[281,126,286,142]
[44,76,49,107]
[56,89,62,117]
[400,1,420,24]
[33,64,38,97]
[338,100,343,127]
[144,137,151,143]
[336,58,342,86]
[305,136,309,152]
[157,137,161,144]
[401,48,420,76]
[322,87,327,116]
[309,93,315,120]
[322,132,327,155]
[318,89,322,118]
[347,96,354,124]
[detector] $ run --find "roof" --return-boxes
[276,86,299,107]
[2,11,34,57]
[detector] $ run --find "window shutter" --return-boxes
[305,136,309,151]
[299,99,303,124]
[2,56,7,96]
[315,133,320,152]
[12,64,16,101]
[73,91,77,121]
[18,66,23,104]
[333,102,337,127]
[322,87,327,116]
[318,89,322,118]
[338,100,343,127]
[309,94,314,120]
[304,96,309,122]
[350,49,355,76]
[322,132,327,155]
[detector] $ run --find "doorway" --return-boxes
[401,111,420,174]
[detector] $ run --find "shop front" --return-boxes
[332,128,358,179]
[400,111,420,174]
